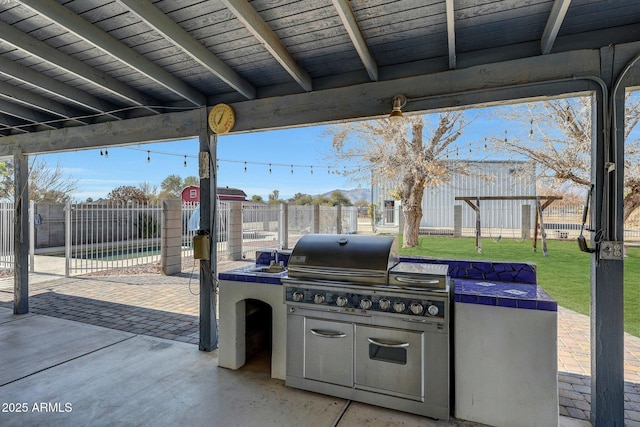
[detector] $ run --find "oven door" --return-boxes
[304,318,354,387]
[354,324,424,401]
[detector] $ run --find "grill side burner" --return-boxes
[283,234,451,420]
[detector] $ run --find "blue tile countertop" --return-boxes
[218,255,556,311]
[218,263,287,285]
[453,278,557,312]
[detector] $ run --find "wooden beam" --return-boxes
[18,0,206,106]
[0,108,204,156]
[446,0,457,69]
[0,49,604,154]
[13,152,29,314]
[199,112,218,351]
[118,0,256,100]
[541,0,572,54]
[221,0,313,92]
[331,0,378,81]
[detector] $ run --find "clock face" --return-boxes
[208,103,235,134]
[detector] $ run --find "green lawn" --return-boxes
[396,235,640,337]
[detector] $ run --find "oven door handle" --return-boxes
[310,329,347,338]
[367,338,410,348]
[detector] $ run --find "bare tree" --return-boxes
[490,93,640,220]
[327,113,468,247]
[0,158,79,203]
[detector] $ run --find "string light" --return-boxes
[529,119,534,138]
[100,149,103,156]
[504,130,508,143]
[122,146,339,175]
[105,149,109,158]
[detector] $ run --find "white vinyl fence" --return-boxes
[13,200,638,277]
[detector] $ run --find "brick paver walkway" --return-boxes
[1,264,639,425]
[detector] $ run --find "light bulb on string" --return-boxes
[327,166,331,174]
[147,150,150,163]
[100,149,103,156]
[291,165,294,175]
[310,166,313,175]
[504,130,508,143]
[244,161,247,173]
[269,163,272,174]
[183,155,187,167]
[105,149,109,158]
[529,119,534,138]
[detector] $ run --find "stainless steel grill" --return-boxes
[283,234,451,420]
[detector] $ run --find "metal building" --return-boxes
[373,161,536,233]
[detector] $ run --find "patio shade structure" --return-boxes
[1,1,640,425]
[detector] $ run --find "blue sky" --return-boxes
[38,111,506,202]
[38,124,360,202]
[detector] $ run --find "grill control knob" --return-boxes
[314,294,326,304]
[427,304,439,316]
[359,299,372,310]
[393,301,406,313]
[410,302,424,315]
[292,291,304,302]
[336,296,348,307]
[379,299,391,310]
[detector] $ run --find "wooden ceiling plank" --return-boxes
[331,0,378,81]
[118,0,256,100]
[220,0,313,91]
[0,20,159,113]
[17,0,206,106]
[0,57,128,121]
[0,80,90,125]
[541,0,572,54]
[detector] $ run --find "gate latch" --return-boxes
[599,241,624,260]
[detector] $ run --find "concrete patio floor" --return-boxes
[0,258,635,426]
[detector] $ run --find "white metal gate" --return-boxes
[65,201,162,276]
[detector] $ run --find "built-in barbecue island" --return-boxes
[218,235,558,427]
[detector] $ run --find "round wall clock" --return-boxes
[208,103,236,134]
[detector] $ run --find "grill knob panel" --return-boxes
[336,296,348,307]
[292,291,304,302]
[360,298,372,310]
[393,301,406,313]
[314,294,326,304]
[427,304,439,316]
[379,298,391,310]
[410,302,424,315]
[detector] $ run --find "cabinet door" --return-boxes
[354,325,424,400]
[304,318,353,387]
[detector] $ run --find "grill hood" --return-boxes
[287,234,399,285]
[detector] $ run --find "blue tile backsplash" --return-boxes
[218,254,556,311]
